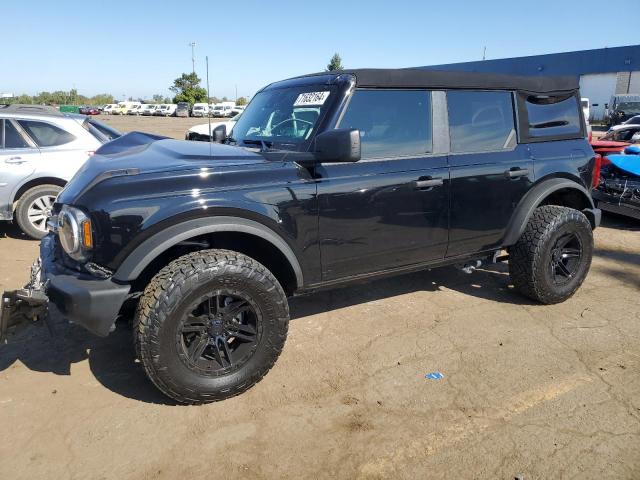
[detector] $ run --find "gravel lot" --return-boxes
[98,114,228,139]
[0,117,638,479]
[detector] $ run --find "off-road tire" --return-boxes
[134,249,289,404]
[508,205,593,304]
[15,184,62,239]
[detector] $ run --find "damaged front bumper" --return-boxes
[0,259,49,341]
[1,235,130,342]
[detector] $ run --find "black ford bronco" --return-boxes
[1,69,600,403]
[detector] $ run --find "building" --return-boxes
[420,45,640,122]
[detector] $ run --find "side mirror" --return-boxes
[212,124,226,143]
[314,129,361,163]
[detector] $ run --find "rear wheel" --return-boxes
[15,184,62,239]
[134,249,289,404]
[508,205,593,304]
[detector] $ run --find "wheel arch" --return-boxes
[12,177,67,207]
[113,216,304,294]
[502,177,596,247]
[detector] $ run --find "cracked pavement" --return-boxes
[0,213,638,480]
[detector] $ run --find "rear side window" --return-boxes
[447,90,516,153]
[523,94,581,139]
[339,89,432,159]
[18,120,75,147]
[3,120,29,149]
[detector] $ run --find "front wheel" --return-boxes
[508,205,593,304]
[134,249,289,404]
[15,184,62,239]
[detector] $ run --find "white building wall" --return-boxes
[579,73,618,121]
[629,71,640,94]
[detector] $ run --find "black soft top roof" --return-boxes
[282,68,578,93]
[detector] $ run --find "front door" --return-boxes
[316,89,450,282]
[0,119,40,209]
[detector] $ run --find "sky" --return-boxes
[2,0,638,101]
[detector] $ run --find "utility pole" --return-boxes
[235,84,238,102]
[482,46,486,61]
[188,42,196,74]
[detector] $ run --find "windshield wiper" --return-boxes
[241,139,275,152]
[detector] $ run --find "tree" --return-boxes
[326,53,343,71]
[169,72,207,105]
[236,97,248,106]
[152,94,165,103]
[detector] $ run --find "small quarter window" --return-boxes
[18,120,75,147]
[447,90,516,153]
[4,120,29,149]
[339,89,432,159]
[524,94,581,138]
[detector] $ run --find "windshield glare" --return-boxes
[230,85,335,150]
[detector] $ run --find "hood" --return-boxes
[58,131,267,203]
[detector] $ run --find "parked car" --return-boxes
[191,103,209,117]
[79,106,100,115]
[176,102,190,117]
[102,104,118,115]
[126,104,144,115]
[590,139,629,156]
[607,115,640,133]
[185,113,240,141]
[593,145,640,220]
[605,94,640,127]
[153,104,177,116]
[211,102,235,117]
[600,124,640,144]
[231,105,245,116]
[0,104,121,239]
[1,69,600,404]
[140,104,158,116]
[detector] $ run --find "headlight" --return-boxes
[57,205,93,262]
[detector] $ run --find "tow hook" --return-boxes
[460,260,482,274]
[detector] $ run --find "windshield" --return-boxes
[618,102,640,112]
[230,85,335,150]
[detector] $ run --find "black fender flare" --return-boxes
[112,216,304,287]
[502,178,596,247]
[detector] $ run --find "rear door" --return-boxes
[317,89,450,281]
[445,90,532,257]
[17,119,91,180]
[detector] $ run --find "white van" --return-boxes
[102,104,119,115]
[126,103,144,115]
[211,102,236,117]
[191,103,210,117]
[140,104,158,116]
[154,104,177,117]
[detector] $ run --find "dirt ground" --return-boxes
[97,114,228,139]
[0,118,639,479]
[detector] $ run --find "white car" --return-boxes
[126,104,144,115]
[231,106,245,116]
[211,103,235,117]
[608,115,640,132]
[185,116,239,141]
[191,103,210,117]
[140,104,158,116]
[154,104,177,116]
[0,104,121,238]
[102,104,118,115]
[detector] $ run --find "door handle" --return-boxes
[5,157,26,164]
[414,177,444,189]
[504,167,529,179]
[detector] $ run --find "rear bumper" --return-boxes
[592,190,640,220]
[1,235,130,340]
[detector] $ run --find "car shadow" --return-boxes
[0,261,532,404]
[600,212,640,231]
[0,221,32,240]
